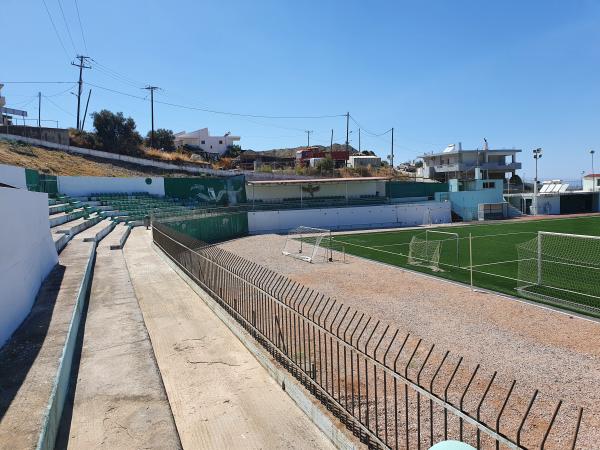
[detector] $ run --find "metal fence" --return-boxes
[152,222,585,449]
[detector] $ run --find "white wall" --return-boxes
[0,163,27,189]
[57,175,165,197]
[0,187,58,347]
[248,201,451,234]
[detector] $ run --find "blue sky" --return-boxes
[2,0,599,179]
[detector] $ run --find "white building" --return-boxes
[348,155,381,168]
[583,173,600,192]
[174,128,240,156]
[419,142,521,182]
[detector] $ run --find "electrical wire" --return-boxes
[0,81,74,84]
[43,95,75,117]
[41,0,71,60]
[56,0,77,53]
[44,83,78,97]
[349,115,392,137]
[73,0,88,53]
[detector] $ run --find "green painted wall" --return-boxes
[25,169,58,195]
[386,181,448,199]
[166,212,249,243]
[163,175,246,205]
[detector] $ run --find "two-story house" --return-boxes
[419,142,521,182]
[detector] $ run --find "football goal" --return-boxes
[477,202,509,221]
[282,226,332,263]
[516,231,600,312]
[408,230,459,271]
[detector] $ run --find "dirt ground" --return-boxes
[0,140,194,177]
[220,233,600,449]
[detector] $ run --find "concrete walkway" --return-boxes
[0,240,93,450]
[57,228,181,449]
[123,228,335,450]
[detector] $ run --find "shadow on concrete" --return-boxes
[0,264,65,420]
[54,264,92,449]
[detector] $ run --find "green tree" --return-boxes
[145,128,175,151]
[223,144,242,158]
[316,157,334,174]
[91,109,142,155]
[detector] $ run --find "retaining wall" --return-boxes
[0,187,58,347]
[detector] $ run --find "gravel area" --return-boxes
[220,233,600,448]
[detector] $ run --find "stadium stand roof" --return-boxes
[247,176,390,185]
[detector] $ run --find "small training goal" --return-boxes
[282,226,332,263]
[408,230,459,271]
[516,231,600,313]
[477,202,509,221]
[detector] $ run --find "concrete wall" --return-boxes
[57,175,165,197]
[583,177,599,192]
[247,180,386,202]
[1,126,69,145]
[0,187,58,347]
[248,201,451,234]
[0,163,27,188]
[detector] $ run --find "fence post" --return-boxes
[469,233,473,290]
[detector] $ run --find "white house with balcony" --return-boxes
[174,128,240,156]
[419,142,521,183]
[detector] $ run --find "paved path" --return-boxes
[124,228,334,450]
[58,228,181,449]
[0,240,93,450]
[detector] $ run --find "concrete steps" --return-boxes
[102,223,132,250]
[49,208,88,228]
[0,240,95,449]
[74,219,116,243]
[51,215,103,253]
[55,235,181,449]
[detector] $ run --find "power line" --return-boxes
[56,0,77,53]
[43,95,75,117]
[349,115,392,137]
[0,81,74,84]
[73,0,88,53]
[41,0,70,59]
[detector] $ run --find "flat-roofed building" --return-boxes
[174,128,240,156]
[419,142,521,182]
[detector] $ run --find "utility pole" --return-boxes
[81,89,92,130]
[591,150,596,193]
[330,129,333,152]
[71,55,91,130]
[38,92,41,129]
[305,130,313,148]
[143,86,159,148]
[532,148,543,215]
[345,112,349,154]
[358,128,361,152]
[391,127,394,169]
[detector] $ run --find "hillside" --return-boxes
[0,140,198,177]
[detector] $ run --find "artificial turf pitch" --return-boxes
[327,215,600,316]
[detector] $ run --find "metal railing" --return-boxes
[152,222,585,449]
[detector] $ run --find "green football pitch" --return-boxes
[325,215,600,317]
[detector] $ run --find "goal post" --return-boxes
[517,231,600,312]
[426,230,460,268]
[477,202,509,221]
[282,226,332,263]
[408,230,459,271]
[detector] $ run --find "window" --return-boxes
[597,179,600,186]
[483,181,495,189]
[201,140,205,144]
[219,140,223,144]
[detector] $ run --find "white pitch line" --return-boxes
[470,258,527,268]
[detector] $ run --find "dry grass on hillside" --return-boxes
[0,140,194,177]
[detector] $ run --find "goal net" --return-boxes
[408,230,459,271]
[477,202,509,221]
[516,232,600,312]
[282,226,332,263]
